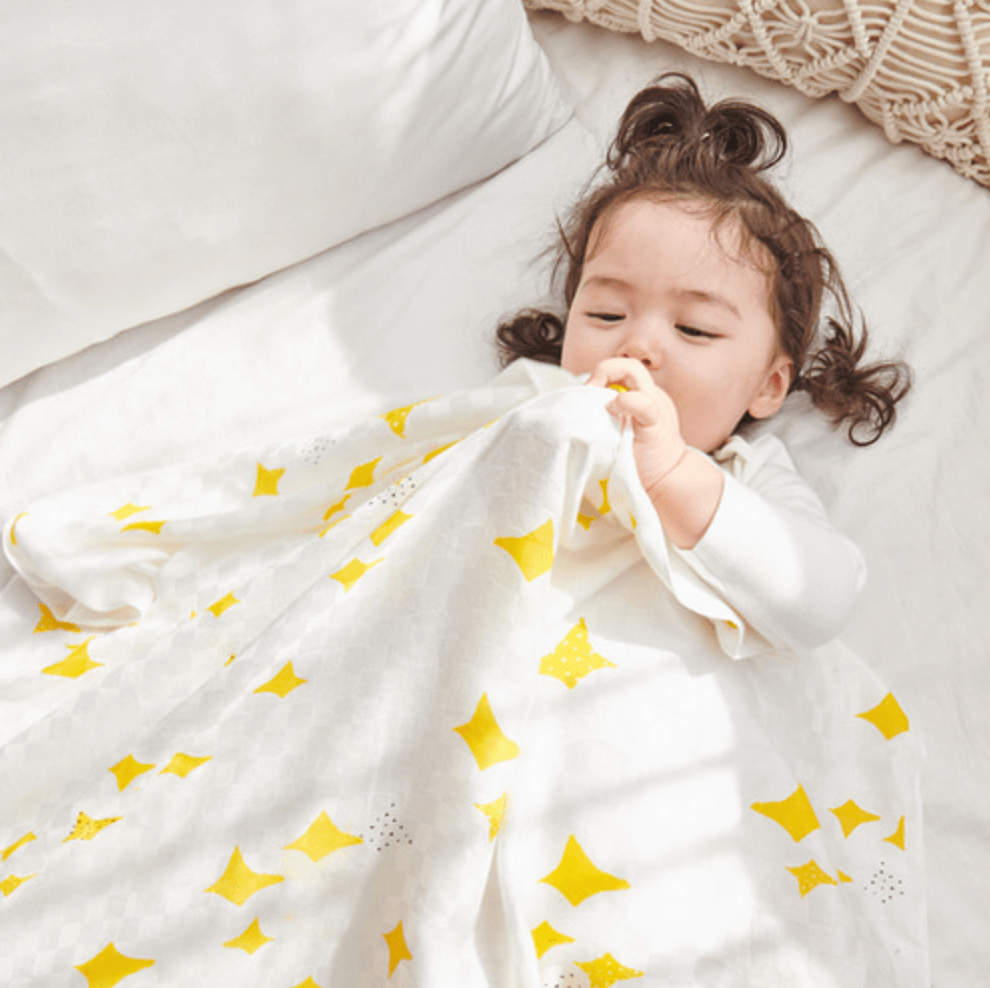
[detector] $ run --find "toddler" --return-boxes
[497,73,910,652]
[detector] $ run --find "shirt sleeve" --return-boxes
[676,433,867,652]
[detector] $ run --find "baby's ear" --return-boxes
[748,355,793,420]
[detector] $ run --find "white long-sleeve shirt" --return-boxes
[679,431,866,655]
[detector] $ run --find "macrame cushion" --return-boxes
[526,0,990,188]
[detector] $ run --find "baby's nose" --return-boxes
[619,343,658,369]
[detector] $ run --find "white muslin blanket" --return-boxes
[0,361,925,987]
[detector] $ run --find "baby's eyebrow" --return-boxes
[676,287,742,319]
[581,275,633,292]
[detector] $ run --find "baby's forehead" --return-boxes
[587,195,773,278]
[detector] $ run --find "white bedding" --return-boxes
[2,7,989,987]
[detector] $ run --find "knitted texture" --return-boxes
[526,0,990,188]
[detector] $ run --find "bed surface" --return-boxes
[2,7,989,986]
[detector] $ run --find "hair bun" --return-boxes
[607,72,787,176]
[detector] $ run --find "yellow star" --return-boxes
[254,662,307,698]
[381,400,429,437]
[531,920,574,959]
[159,753,212,778]
[423,440,459,464]
[539,618,615,689]
[494,518,554,581]
[74,943,154,988]
[838,870,854,883]
[109,754,156,791]
[42,637,103,678]
[751,785,821,842]
[253,463,286,497]
[575,953,644,988]
[223,917,273,954]
[9,510,29,544]
[284,811,363,862]
[108,504,151,522]
[383,920,413,977]
[33,603,81,634]
[474,794,508,841]
[121,519,166,535]
[453,694,520,770]
[206,592,240,618]
[576,510,597,530]
[289,979,326,988]
[598,479,611,514]
[857,693,910,739]
[345,456,383,490]
[2,831,37,862]
[370,510,412,547]
[539,835,630,906]
[63,811,122,842]
[787,859,838,897]
[323,496,350,521]
[330,557,381,592]
[883,816,906,850]
[1,873,36,897]
[829,799,881,837]
[205,847,284,906]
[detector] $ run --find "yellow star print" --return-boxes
[223,917,273,954]
[121,519,166,535]
[108,504,151,522]
[254,662,307,698]
[33,603,81,634]
[206,592,240,618]
[74,943,154,988]
[331,557,381,592]
[382,400,430,437]
[829,799,881,837]
[494,518,554,581]
[787,859,838,896]
[109,754,155,792]
[883,816,906,850]
[475,794,508,841]
[539,618,615,689]
[539,834,630,906]
[289,979,326,988]
[857,693,910,739]
[205,847,284,906]
[63,811,122,842]
[42,638,103,678]
[531,920,574,959]
[383,921,413,977]
[371,510,412,547]
[160,753,212,778]
[346,456,383,490]
[453,694,520,770]
[2,831,37,862]
[284,812,363,862]
[1,873,36,897]
[253,463,285,496]
[751,785,821,842]
[9,510,28,544]
[575,953,644,988]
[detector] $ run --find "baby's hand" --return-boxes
[587,357,688,495]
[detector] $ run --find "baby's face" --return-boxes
[561,198,792,452]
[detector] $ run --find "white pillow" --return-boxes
[0,0,570,389]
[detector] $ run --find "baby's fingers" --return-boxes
[586,357,656,393]
[608,389,665,429]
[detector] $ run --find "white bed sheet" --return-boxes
[0,10,988,986]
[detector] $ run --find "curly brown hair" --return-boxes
[496,73,911,446]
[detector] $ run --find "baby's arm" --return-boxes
[587,358,864,651]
